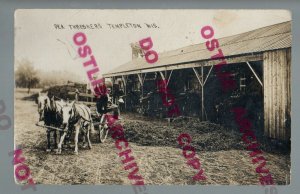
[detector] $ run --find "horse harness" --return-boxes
[68,104,92,131]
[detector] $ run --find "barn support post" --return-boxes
[137,73,148,96]
[158,70,173,86]
[111,77,115,103]
[193,64,214,121]
[204,65,214,85]
[142,73,147,84]
[158,71,168,114]
[167,70,173,86]
[121,75,127,109]
[193,67,204,121]
[246,62,263,87]
[158,70,174,118]
[142,73,147,96]
[159,71,166,81]
[201,64,204,121]
[137,73,143,96]
[137,73,143,85]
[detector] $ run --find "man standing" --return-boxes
[75,89,80,102]
[93,81,108,115]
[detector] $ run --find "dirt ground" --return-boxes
[14,89,290,185]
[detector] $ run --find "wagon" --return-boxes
[69,92,121,143]
[36,92,121,143]
[90,102,120,143]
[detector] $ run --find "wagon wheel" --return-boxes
[99,122,109,143]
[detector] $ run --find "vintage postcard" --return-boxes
[14,9,291,188]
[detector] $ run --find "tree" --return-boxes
[15,59,40,93]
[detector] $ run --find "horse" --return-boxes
[49,97,74,147]
[57,101,94,155]
[37,92,65,152]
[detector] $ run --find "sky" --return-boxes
[15,9,291,83]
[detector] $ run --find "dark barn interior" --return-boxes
[104,21,291,142]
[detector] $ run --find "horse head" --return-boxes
[61,101,76,129]
[37,91,50,121]
[49,96,57,111]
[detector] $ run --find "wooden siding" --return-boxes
[263,48,291,140]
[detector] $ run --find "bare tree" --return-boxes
[15,59,40,93]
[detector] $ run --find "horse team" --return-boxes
[37,92,95,155]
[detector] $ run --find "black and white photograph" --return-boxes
[14,9,291,186]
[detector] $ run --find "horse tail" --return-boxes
[89,116,96,134]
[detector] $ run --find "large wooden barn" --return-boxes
[103,21,291,141]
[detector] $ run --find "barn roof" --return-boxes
[104,21,291,77]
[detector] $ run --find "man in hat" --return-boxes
[75,89,80,102]
[93,79,108,115]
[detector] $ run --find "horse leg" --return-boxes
[65,128,72,146]
[53,130,58,151]
[57,131,67,154]
[59,131,63,143]
[87,126,92,149]
[63,132,68,145]
[46,129,51,152]
[74,125,80,155]
[82,131,87,148]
